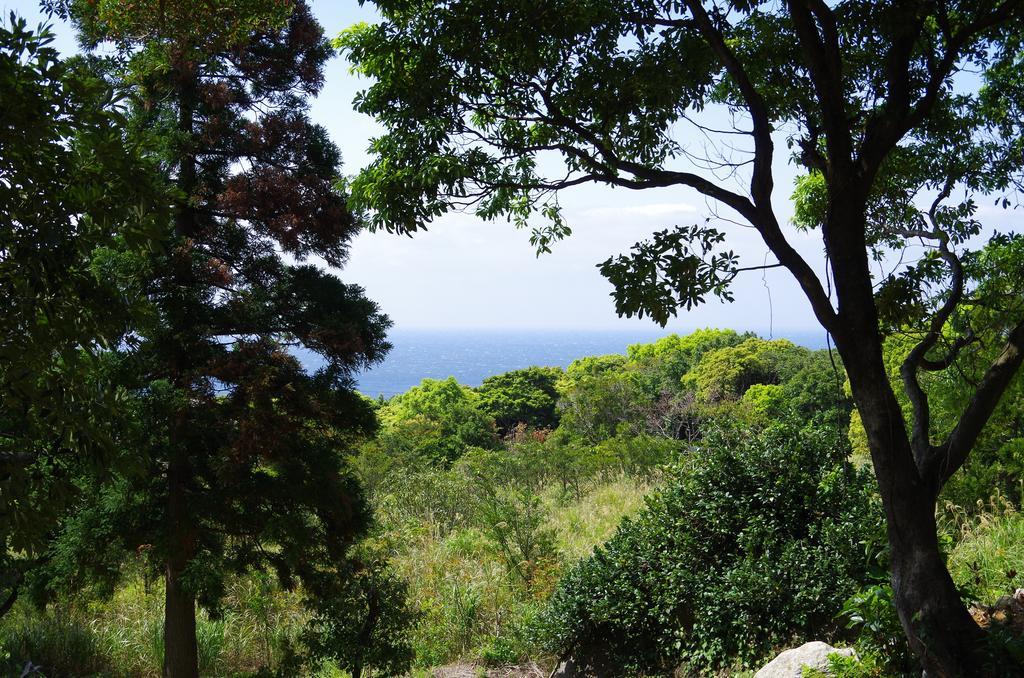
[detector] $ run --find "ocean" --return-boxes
[323,327,832,399]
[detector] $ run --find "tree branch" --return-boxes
[788,0,852,170]
[931,319,1024,487]
[861,1,1024,177]
[678,1,839,333]
[919,332,977,371]
[683,0,775,208]
[899,181,964,468]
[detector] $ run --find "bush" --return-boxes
[538,419,879,675]
[802,651,889,678]
[838,583,916,674]
[301,558,416,678]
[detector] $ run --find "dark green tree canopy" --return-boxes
[476,366,563,434]
[44,2,392,674]
[0,14,168,613]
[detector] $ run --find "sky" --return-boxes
[8,0,997,339]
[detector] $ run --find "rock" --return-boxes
[753,641,856,678]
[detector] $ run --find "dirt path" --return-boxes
[430,662,548,678]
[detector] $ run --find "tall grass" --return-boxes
[375,471,655,669]
[0,462,655,675]
[0,572,309,677]
[549,474,654,563]
[945,492,1024,601]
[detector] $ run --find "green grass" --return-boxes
[0,572,310,677]
[947,501,1024,601]
[0,475,657,675]
[375,472,656,668]
[548,474,654,562]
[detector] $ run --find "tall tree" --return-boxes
[52,2,391,676]
[476,366,563,434]
[0,13,166,617]
[340,1,1024,674]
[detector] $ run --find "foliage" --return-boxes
[627,329,750,397]
[946,498,1024,602]
[357,412,665,668]
[301,554,416,678]
[377,377,500,464]
[600,224,740,324]
[0,611,109,677]
[476,366,563,434]
[683,338,809,404]
[340,2,1024,670]
[845,279,1024,509]
[839,584,916,675]
[740,383,786,422]
[458,448,561,592]
[45,2,394,672]
[0,570,315,676]
[802,651,890,678]
[555,355,645,443]
[0,13,167,612]
[540,419,879,675]
[780,349,852,425]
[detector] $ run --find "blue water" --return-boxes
[320,327,831,399]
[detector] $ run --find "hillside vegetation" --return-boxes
[5,328,1022,676]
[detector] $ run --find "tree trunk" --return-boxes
[164,560,199,678]
[884,475,987,676]
[851,368,989,676]
[164,448,199,678]
[162,59,201,678]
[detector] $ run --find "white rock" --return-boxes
[753,641,856,678]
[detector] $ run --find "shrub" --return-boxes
[458,448,561,593]
[838,583,916,674]
[802,651,889,678]
[476,367,563,434]
[301,558,416,678]
[538,419,879,675]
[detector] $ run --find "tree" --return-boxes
[626,329,750,397]
[53,2,391,676]
[0,14,166,619]
[555,355,645,443]
[377,377,499,463]
[682,337,808,403]
[476,366,563,434]
[779,349,852,426]
[340,2,1024,673]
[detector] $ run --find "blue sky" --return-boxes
[2,1,865,336]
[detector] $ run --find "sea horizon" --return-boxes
[317,325,834,399]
